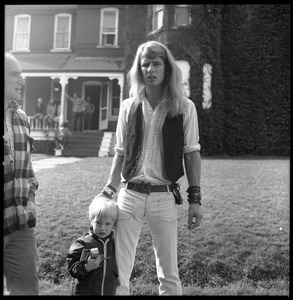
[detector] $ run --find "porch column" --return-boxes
[59,76,69,126]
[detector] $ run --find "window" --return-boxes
[13,14,31,51]
[53,14,71,50]
[202,63,213,109]
[176,60,190,97]
[152,5,164,31]
[175,5,190,26]
[100,8,119,46]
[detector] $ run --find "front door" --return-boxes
[99,82,110,131]
[84,85,100,130]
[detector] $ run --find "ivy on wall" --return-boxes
[124,5,148,98]
[221,4,290,156]
[124,4,290,156]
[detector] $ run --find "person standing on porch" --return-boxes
[65,92,87,132]
[96,41,203,295]
[85,96,95,130]
[4,52,40,295]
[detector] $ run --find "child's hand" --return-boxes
[85,254,104,271]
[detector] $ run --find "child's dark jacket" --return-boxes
[67,228,118,295]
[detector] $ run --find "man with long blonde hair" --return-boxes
[97,41,203,295]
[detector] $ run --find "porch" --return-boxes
[29,117,116,157]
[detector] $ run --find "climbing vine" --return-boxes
[124,4,290,156]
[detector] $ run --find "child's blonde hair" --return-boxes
[89,196,118,223]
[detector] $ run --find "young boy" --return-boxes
[67,197,118,295]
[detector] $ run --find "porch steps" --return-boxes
[61,131,113,157]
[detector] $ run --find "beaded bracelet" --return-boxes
[186,186,202,205]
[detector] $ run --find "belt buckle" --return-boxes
[141,182,151,195]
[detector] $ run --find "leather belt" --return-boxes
[122,181,171,195]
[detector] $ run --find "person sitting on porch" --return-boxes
[32,97,45,128]
[43,98,57,129]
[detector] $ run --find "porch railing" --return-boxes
[28,116,59,131]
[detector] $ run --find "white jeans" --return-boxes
[115,187,182,295]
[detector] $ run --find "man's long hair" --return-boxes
[127,41,186,117]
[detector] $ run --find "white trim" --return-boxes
[99,81,110,130]
[22,72,123,78]
[7,5,78,10]
[96,45,120,49]
[10,50,31,53]
[50,49,72,53]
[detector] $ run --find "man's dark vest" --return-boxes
[121,99,184,183]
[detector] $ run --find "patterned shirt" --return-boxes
[3,100,39,235]
[115,89,201,185]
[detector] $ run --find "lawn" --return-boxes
[18,156,291,295]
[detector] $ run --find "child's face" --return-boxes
[91,215,115,239]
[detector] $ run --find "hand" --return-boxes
[85,254,104,271]
[188,203,203,230]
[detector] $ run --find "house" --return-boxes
[5,4,194,156]
[5,4,127,156]
[7,5,288,157]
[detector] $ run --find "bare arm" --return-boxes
[184,150,201,186]
[65,91,74,102]
[96,153,123,200]
[184,150,203,230]
[106,153,124,190]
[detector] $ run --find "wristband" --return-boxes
[188,197,202,205]
[106,184,117,194]
[187,186,200,193]
[102,190,113,199]
[186,186,202,205]
[101,186,116,199]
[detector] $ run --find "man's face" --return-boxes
[5,55,25,106]
[140,56,166,88]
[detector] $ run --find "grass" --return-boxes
[9,155,290,295]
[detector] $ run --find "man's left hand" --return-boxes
[188,203,203,230]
